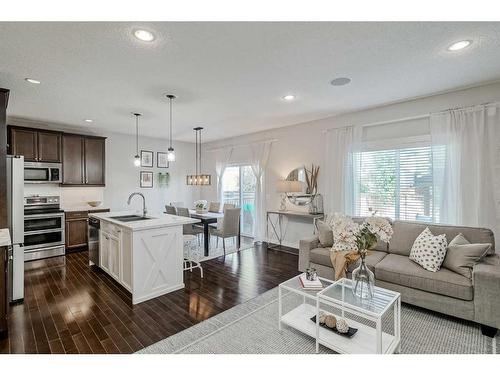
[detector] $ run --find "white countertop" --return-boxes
[0,228,11,247]
[89,211,199,232]
[63,205,110,212]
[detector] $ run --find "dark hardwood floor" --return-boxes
[0,244,299,354]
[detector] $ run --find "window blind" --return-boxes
[354,145,440,223]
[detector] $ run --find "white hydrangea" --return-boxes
[327,212,393,253]
[365,216,393,243]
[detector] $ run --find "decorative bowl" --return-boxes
[87,201,102,207]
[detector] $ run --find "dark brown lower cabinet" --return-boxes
[65,212,89,250]
[65,209,109,252]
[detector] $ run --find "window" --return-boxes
[354,145,440,223]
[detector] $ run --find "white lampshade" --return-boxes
[276,180,291,193]
[289,180,303,193]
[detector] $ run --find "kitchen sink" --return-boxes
[110,215,152,222]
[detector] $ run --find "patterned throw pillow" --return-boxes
[409,227,448,272]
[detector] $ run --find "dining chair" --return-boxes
[223,203,235,212]
[208,201,221,213]
[209,208,241,256]
[177,207,203,244]
[165,205,177,215]
[209,203,236,230]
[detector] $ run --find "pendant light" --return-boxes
[133,113,142,167]
[165,94,176,162]
[186,127,211,185]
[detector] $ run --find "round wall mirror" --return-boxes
[285,166,316,206]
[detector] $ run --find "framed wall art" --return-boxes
[140,171,154,188]
[140,150,154,167]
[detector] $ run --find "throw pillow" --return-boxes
[316,220,334,247]
[409,227,447,272]
[442,233,491,279]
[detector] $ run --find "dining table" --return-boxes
[187,210,241,256]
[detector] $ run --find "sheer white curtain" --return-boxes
[431,103,500,237]
[249,141,273,242]
[215,147,234,205]
[325,125,362,214]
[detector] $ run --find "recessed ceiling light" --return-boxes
[282,95,296,101]
[331,77,351,86]
[84,119,93,123]
[134,29,155,42]
[447,40,472,51]
[25,78,41,84]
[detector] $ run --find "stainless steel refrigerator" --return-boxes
[6,155,24,303]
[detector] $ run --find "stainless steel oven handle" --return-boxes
[24,228,64,236]
[24,212,65,219]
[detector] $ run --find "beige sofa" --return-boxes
[299,219,500,336]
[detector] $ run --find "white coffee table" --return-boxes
[278,275,401,354]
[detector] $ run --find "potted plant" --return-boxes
[194,200,208,214]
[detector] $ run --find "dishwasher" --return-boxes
[88,217,100,266]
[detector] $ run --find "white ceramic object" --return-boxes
[87,201,102,207]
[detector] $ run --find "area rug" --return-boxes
[199,237,254,262]
[137,287,499,354]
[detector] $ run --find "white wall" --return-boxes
[200,81,500,248]
[103,131,198,214]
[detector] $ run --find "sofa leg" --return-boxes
[480,324,498,338]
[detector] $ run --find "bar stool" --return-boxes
[183,235,203,278]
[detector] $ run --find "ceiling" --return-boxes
[1,22,500,142]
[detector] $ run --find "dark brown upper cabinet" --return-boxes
[8,126,61,162]
[62,134,105,186]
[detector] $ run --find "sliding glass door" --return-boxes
[222,165,256,237]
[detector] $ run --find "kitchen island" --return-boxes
[88,211,199,304]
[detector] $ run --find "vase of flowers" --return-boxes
[330,213,393,299]
[194,200,208,214]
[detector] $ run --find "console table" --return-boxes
[266,210,324,250]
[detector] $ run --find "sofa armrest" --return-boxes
[473,255,500,329]
[298,236,320,272]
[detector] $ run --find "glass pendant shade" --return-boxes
[167,147,175,162]
[134,155,141,166]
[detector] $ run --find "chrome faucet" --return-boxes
[127,192,147,216]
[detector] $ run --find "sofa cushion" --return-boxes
[389,220,495,256]
[310,247,387,272]
[316,220,334,247]
[442,233,492,279]
[375,254,473,301]
[310,247,331,268]
[409,227,448,272]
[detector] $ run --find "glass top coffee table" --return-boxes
[278,275,401,354]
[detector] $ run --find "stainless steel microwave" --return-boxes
[24,162,62,183]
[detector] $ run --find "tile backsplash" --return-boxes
[23,184,104,208]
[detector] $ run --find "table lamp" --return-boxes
[276,180,291,211]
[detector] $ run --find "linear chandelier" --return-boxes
[186,127,211,186]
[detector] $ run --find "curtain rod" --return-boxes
[206,138,278,152]
[322,101,500,133]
